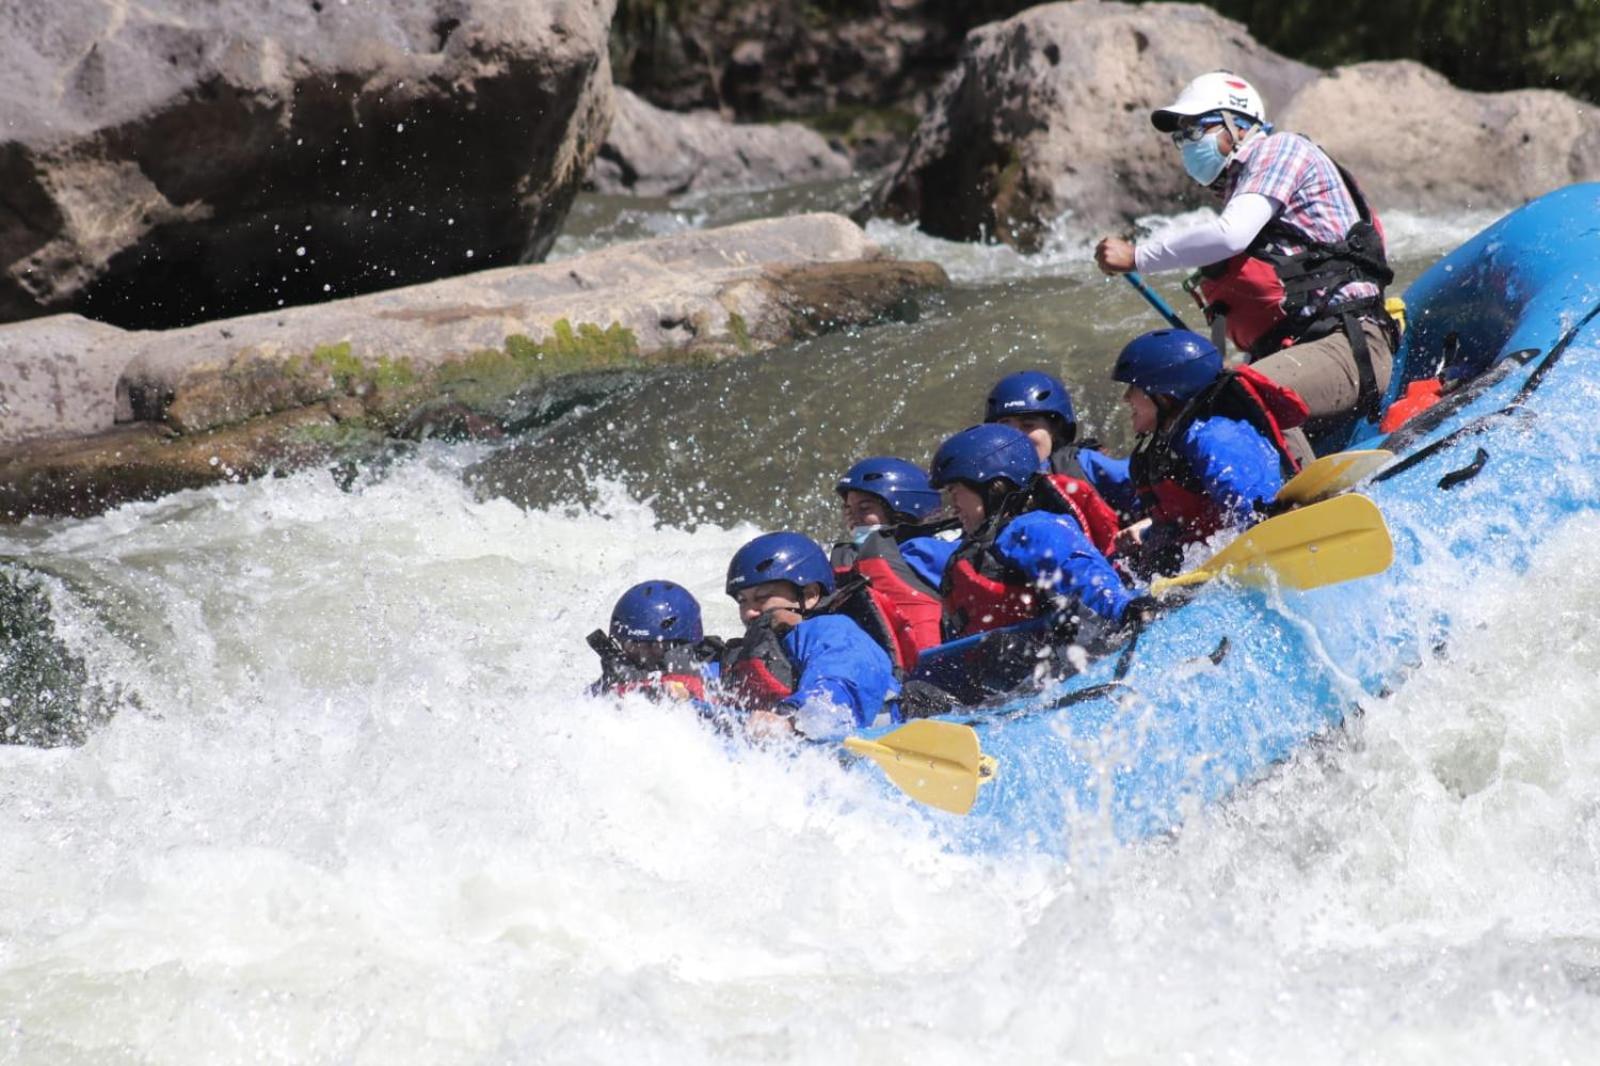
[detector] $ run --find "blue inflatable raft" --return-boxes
[861,182,1600,854]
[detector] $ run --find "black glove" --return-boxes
[1122,595,1160,629]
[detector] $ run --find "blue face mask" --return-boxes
[1181,134,1229,186]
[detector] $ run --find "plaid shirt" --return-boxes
[1226,131,1381,306]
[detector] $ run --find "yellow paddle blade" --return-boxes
[843,720,998,816]
[1275,449,1394,506]
[1150,493,1394,595]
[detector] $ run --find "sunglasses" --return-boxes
[1170,116,1227,146]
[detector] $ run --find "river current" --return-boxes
[3,182,1598,1062]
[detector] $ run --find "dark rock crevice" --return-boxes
[0,0,615,332]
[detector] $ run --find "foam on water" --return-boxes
[865,206,1509,285]
[3,436,1600,1061]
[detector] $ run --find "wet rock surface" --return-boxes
[589,88,853,196]
[0,567,119,747]
[0,214,947,520]
[0,0,616,329]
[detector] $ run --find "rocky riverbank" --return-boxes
[0,215,947,520]
[6,0,1595,524]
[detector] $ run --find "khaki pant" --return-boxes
[1250,317,1394,468]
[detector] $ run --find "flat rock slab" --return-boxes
[1,213,947,520]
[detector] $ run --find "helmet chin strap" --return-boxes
[1218,112,1263,167]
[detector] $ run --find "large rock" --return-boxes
[1279,62,1600,213]
[611,1,1041,169]
[0,0,615,329]
[614,0,1029,119]
[589,88,853,196]
[0,214,947,519]
[864,1,1315,250]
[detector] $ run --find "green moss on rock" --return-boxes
[310,341,362,387]
[726,311,754,354]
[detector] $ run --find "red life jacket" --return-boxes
[1036,473,1120,559]
[719,620,797,709]
[936,474,1105,640]
[1195,153,1394,359]
[940,545,1039,641]
[1050,441,1138,526]
[1128,366,1308,540]
[720,569,917,708]
[596,640,716,703]
[830,529,945,670]
[611,673,708,702]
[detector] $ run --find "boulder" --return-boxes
[0,0,615,329]
[588,88,853,196]
[1279,62,1600,213]
[614,0,1006,119]
[0,214,947,519]
[612,0,1041,169]
[864,1,1315,250]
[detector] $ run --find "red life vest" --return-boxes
[938,472,1128,640]
[1036,473,1120,559]
[595,640,717,703]
[1128,366,1308,540]
[719,621,797,709]
[1195,153,1394,359]
[611,673,708,702]
[830,529,946,670]
[940,547,1039,641]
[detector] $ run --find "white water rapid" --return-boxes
[3,204,1598,1062]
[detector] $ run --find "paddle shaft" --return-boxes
[1125,272,1190,331]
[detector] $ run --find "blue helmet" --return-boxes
[1112,329,1223,401]
[609,580,703,643]
[835,456,942,522]
[984,370,1077,443]
[726,531,836,598]
[928,424,1042,491]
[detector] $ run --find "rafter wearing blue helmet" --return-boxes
[830,456,957,669]
[719,531,900,741]
[928,424,1140,643]
[588,580,725,702]
[984,370,1136,520]
[1114,329,1309,577]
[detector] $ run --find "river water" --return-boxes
[3,180,1598,1062]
